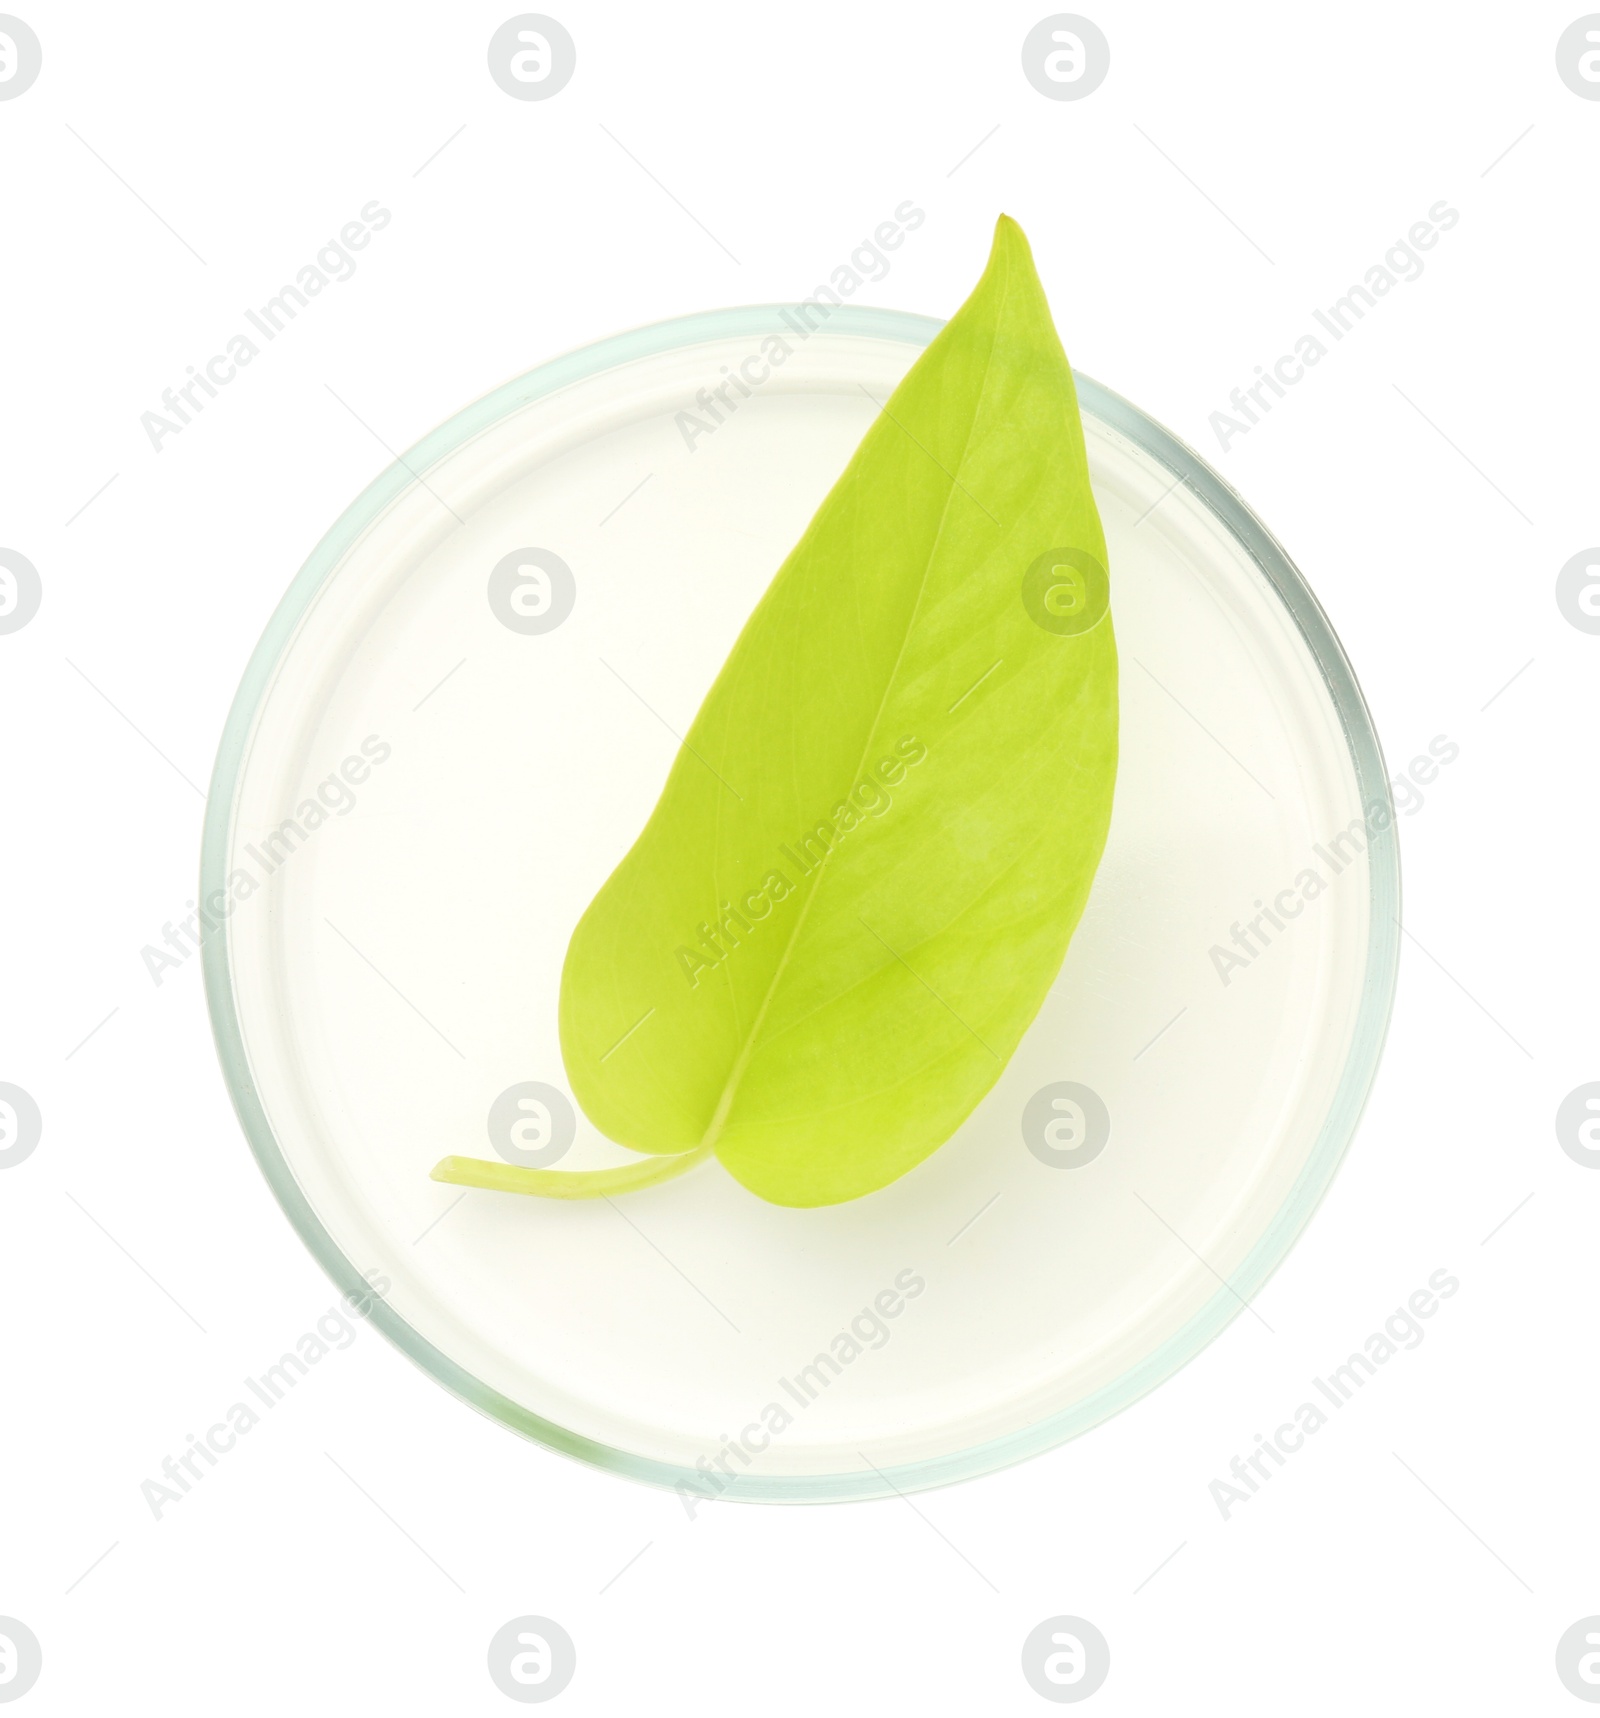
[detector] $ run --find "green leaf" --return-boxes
[433,214,1118,1208]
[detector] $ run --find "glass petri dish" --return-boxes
[201,306,1399,1502]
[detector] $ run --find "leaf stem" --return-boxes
[429,1140,715,1199]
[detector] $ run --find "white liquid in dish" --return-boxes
[210,318,1390,1497]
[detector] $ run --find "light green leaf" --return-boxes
[434,214,1118,1207]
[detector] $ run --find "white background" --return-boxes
[2,1,1596,1710]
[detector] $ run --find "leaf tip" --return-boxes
[983,214,1039,290]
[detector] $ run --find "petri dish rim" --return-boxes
[200,304,1401,1504]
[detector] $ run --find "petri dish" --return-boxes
[201,306,1399,1502]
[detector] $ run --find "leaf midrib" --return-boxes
[695,251,1015,1154]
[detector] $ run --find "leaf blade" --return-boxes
[559,214,1118,1206]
